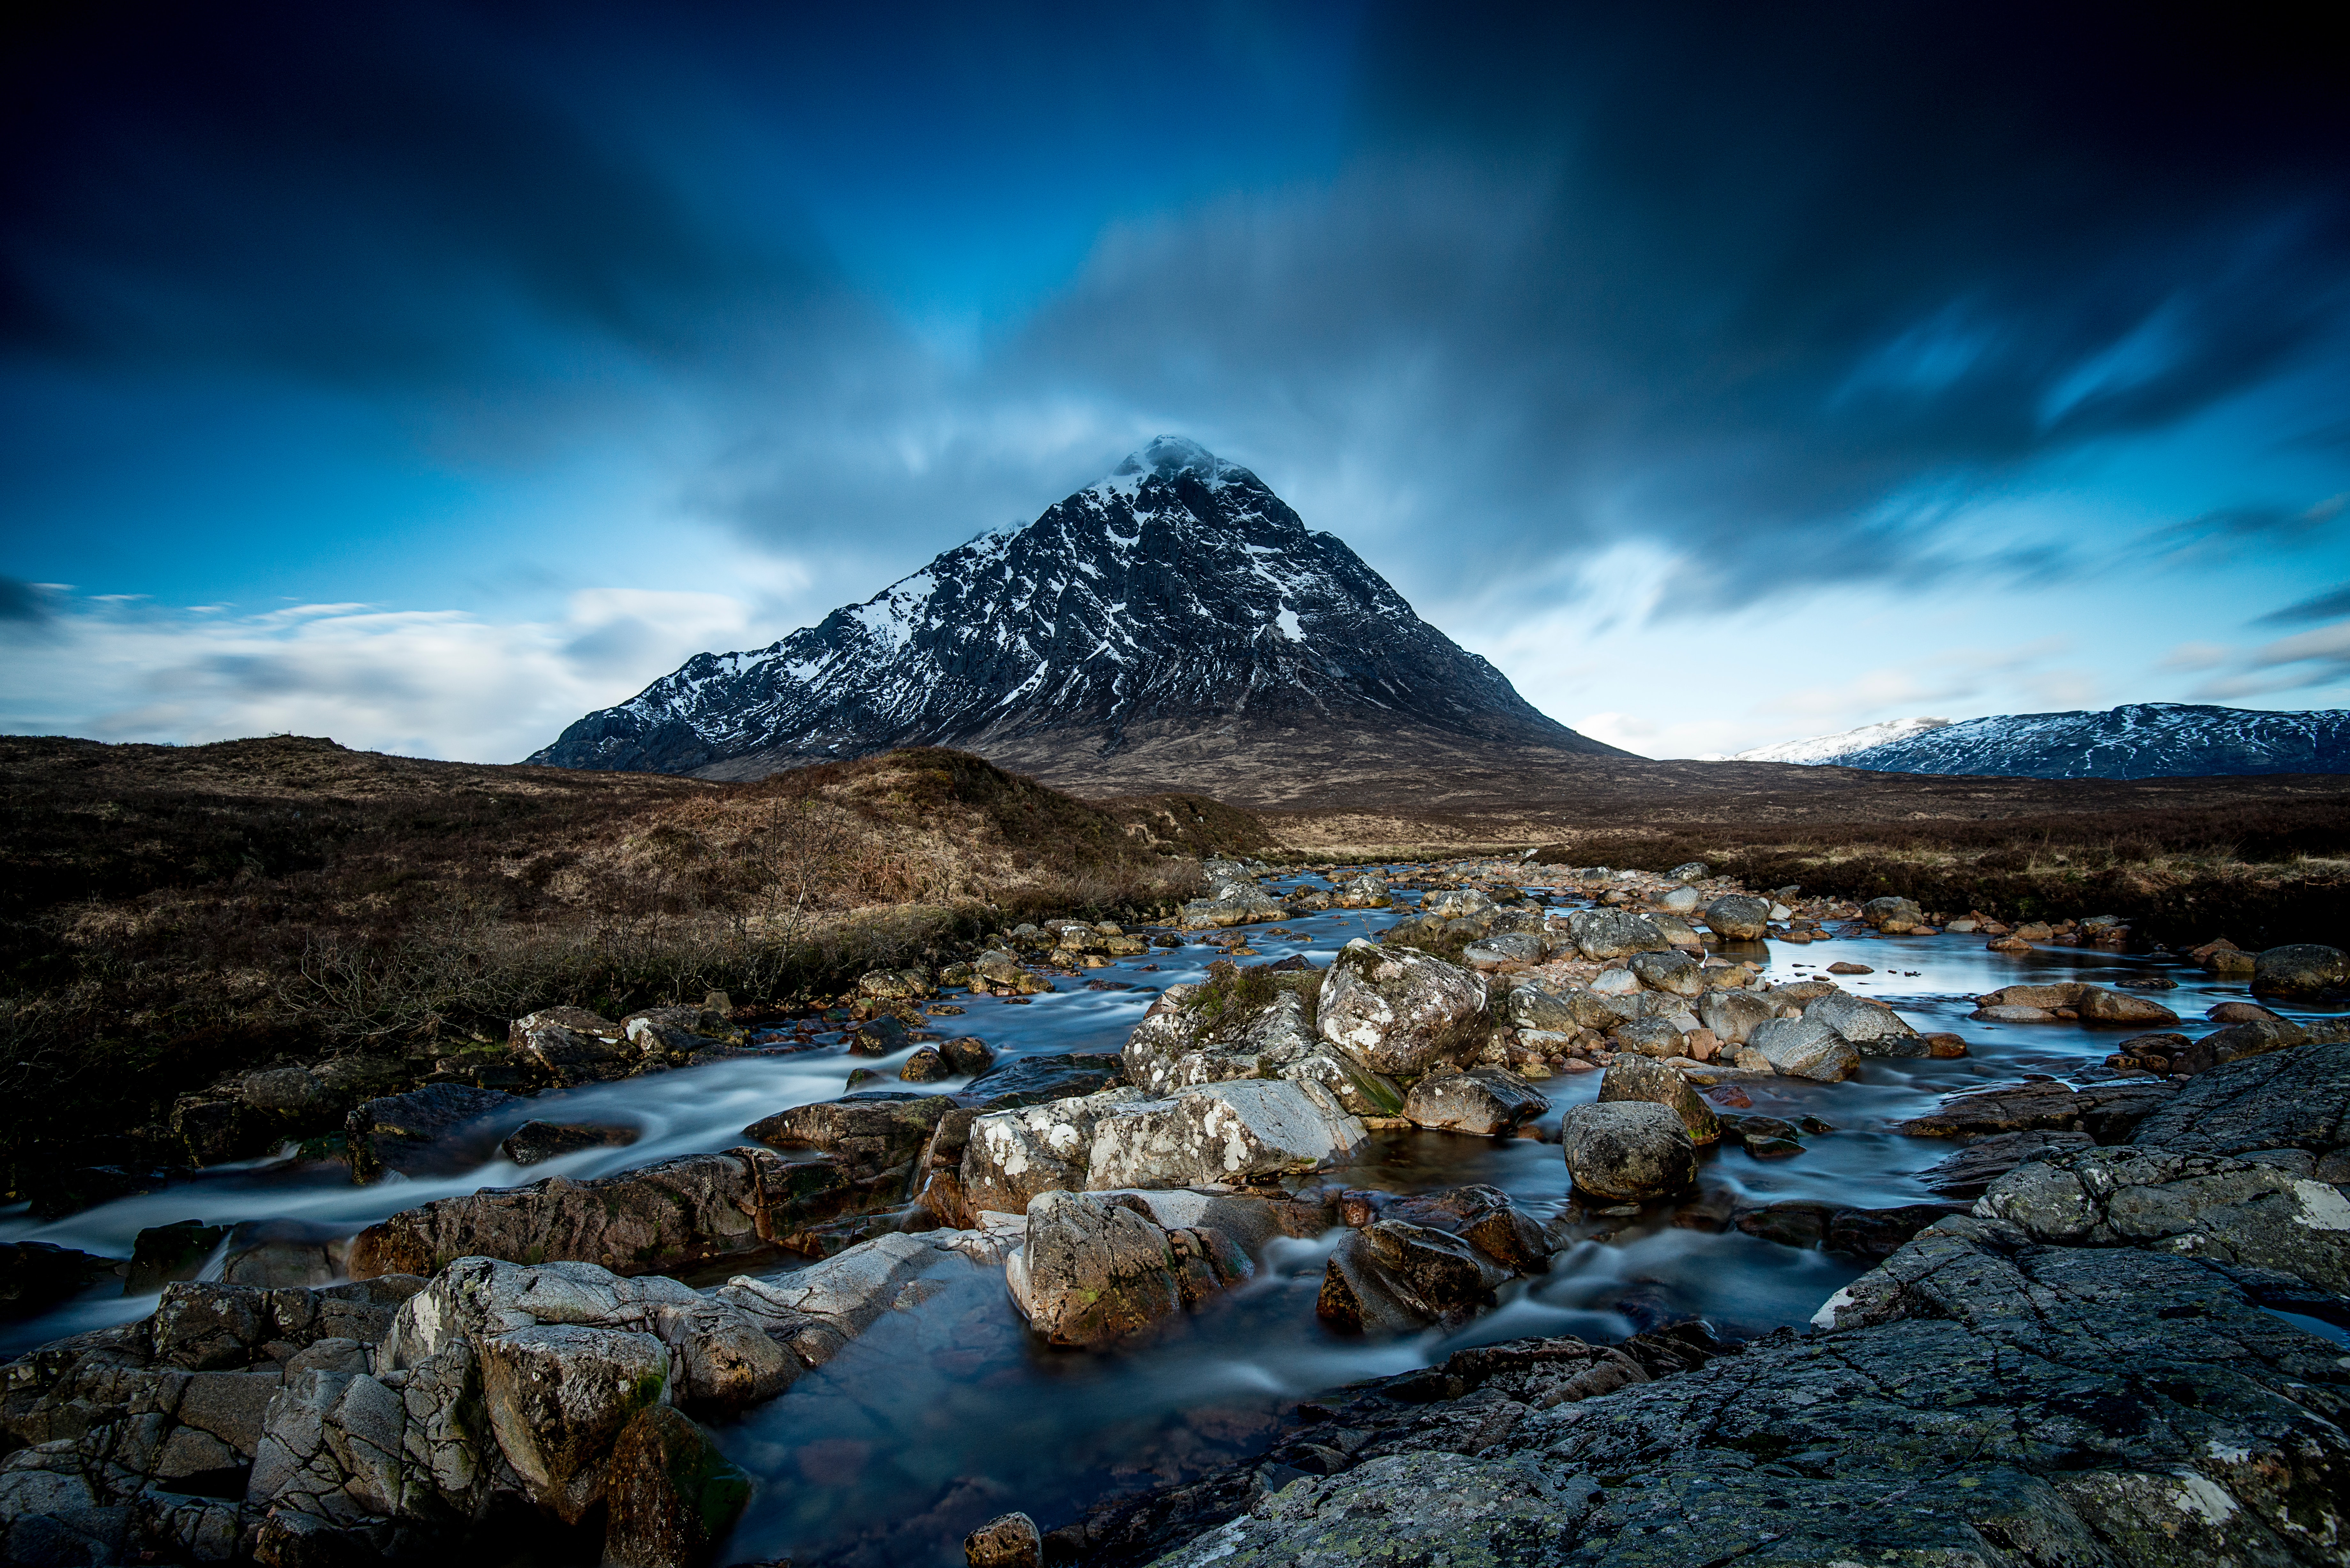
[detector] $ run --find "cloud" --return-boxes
[0,589,757,761]
[0,577,55,623]
[2255,579,2350,626]
[2187,618,2350,702]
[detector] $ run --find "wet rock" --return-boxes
[216,1219,345,1288]
[501,1120,641,1165]
[717,1229,1013,1371]
[1420,887,1496,923]
[1009,1190,1244,1346]
[2252,942,2348,997]
[957,1052,1125,1109]
[126,1221,229,1293]
[1859,895,1924,929]
[348,1145,860,1279]
[1559,1102,1696,1201]
[238,1065,337,1120]
[511,1007,635,1084]
[846,1015,910,1057]
[1700,894,1770,942]
[479,1324,672,1522]
[960,1088,1150,1215]
[940,1037,996,1075]
[1460,932,1544,970]
[966,1511,1043,1568]
[1745,1015,1859,1081]
[900,1047,951,1081]
[2129,1040,2350,1166]
[345,1084,523,1184]
[1917,1129,2098,1198]
[0,1243,116,1318]
[1086,1080,1366,1191]
[1315,941,1487,1078]
[1401,1067,1549,1136]
[1503,982,1614,1034]
[1628,949,1703,997]
[1333,872,1391,909]
[743,1093,954,1183]
[1802,990,1922,1054]
[1973,982,2179,1025]
[1826,960,1872,975]
[2167,1018,2309,1075]
[1696,989,1774,1045]
[1122,983,1400,1119]
[1890,1079,2087,1136]
[1976,1146,2350,1293]
[1321,1220,1510,1332]
[857,967,936,1001]
[1563,908,1672,961]
[600,1403,752,1568]
[1177,883,1285,930]
[1607,1016,1687,1059]
[1658,886,1700,913]
[1596,1058,1718,1145]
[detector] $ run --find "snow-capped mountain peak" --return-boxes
[1722,703,2347,779]
[529,438,1629,777]
[1713,716,1952,764]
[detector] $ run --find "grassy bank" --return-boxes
[0,737,1216,1181]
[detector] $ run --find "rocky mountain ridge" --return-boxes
[1740,702,2347,780]
[528,437,1627,782]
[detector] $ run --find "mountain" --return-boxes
[1818,703,2349,779]
[1709,716,1952,764]
[529,437,1631,793]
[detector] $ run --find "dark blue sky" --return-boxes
[5,1,2347,758]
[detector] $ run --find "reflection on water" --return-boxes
[4,868,2339,1562]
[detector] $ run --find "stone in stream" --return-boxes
[1333,871,1391,909]
[1122,982,1403,1118]
[2252,942,2349,997]
[1917,1129,2098,1198]
[1460,932,1545,970]
[1801,990,1923,1054]
[1743,1015,1859,1081]
[1628,950,1703,998]
[1505,982,1616,1034]
[1008,1189,1246,1347]
[1607,1016,1687,1059]
[1596,1057,1718,1144]
[857,966,936,1001]
[1564,908,1672,961]
[900,1046,951,1081]
[1975,1146,2350,1293]
[959,1088,1150,1215]
[500,1119,641,1165]
[1559,1102,1697,1200]
[2165,1018,2309,1076]
[509,1006,634,1084]
[1700,894,1770,942]
[716,1228,1018,1373]
[941,1036,996,1075]
[1086,1080,1367,1191]
[601,1404,753,1568]
[743,1092,955,1183]
[1316,1221,1510,1333]
[346,1144,891,1279]
[346,1083,525,1184]
[1696,989,1775,1045]
[1891,1077,2178,1142]
[1859,894,1924,929]
[956,1052,1125,1108]
[967,1511,1045,1568]
[1177,882,1286,930]
[1972,982,2180,1025]
[125,1220,230,1293]
[2129,1040,2350,1171]
[1419,887,1496,923]
[479,1323,674,1522]
[1401,1067,1549,1135]
[1315,940,1488,1078]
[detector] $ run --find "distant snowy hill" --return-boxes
[1729,703,2349,779]
[1712,716,1952,764]
[529,437,1629,778]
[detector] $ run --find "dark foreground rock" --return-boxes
[1076,1219,2350,1567]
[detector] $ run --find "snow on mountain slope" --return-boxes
[1711,716,1952,763]
[528,436,1629,776]
[1831,703,2350,779]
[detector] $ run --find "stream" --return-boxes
[4,867,2334,1565]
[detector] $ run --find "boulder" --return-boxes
[1859,895,1923,930]
[501,1120,640,1165]
[1696,990,1774,1045]
[1461,932,1545,970]
[1177,884,1285,930]
[1333,872,1392,909]
[960,1088,1150,1215]
[1803,991,1923,1054]
[1596,1058,1718,1145]
[346,1084,523,1184]
[1658,886,1700,914]
[1608,1017,1687,1058]
[1316,940,1488,1078]
[1564,909,1672,961]
[966,1511,1045,1568]
[479,1324,672,1522]
[1559,1102,1697,1200]
[1976,1146,2350,1293]
[716,1229,1014,1371]
[958,1052,1125,1108]
[1628,950,1704,998]
[1401,1068,1550,1136]
[1504,983,1615,1034]
[600,1404,752,1568]
[856,967,935,1001]
[1700,894,1770,942]
[742,1092,954,1182]
[1317,1221,1508,1333]
[2166,1019,2309,1076]
[1085,1080,1366,1191]
[2252,943,2349,997]
[348,1146,874,1279]
[940,1037,996,1075]
[1745,1016,1860,1081]
[510,1007,632,1084]
[1122,983,1400,1118]
[1009,1190,1244,1347]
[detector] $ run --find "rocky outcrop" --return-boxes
[1085,1081,1367,1191]
[1315,941,1487,1078]
[1122,981,1401,1117]
[1006,1190,1247,1347]
[959,1089,1151,1216]
[2128,1040,2350,1168]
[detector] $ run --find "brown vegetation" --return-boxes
[0,736,1221,1180]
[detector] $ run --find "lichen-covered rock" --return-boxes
[1400,1067,1548,1136]
[1627,950,1703,997]
[1332,872,1391,909]
[2127,1042,2350,1166]
[1315,941,1487,1078]
[965,1510,1044,1568]
[1744,1015,1859,1081]
[1460,932,1544,970]
[716,1229,1011,1372]
[1564,908,1672,960]
[1918,1129,2098,1198]
[1700,893,1770,941]
[1559,1102,1696,1200]
[1008,1190,1245,1347]
[740,1092,954,1183]
[1974,1146,2350,1292]
[958,1088,1149,1215]
[1085,1080,1366,1190]
[478,1325,670,1523]
[1696,989,1774,1045]
[1595,1057,1717,1144]
[1859,894,1924,929]
[1121,985,1401,1117]
[1505,982,1615,1034]
[2252,942,2349,997]
[1802,990,1923,1053]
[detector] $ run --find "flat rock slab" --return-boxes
[2130,1040,2350,1162]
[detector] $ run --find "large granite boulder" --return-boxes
[1401,1067,1549,1136]
[1333,872,1391,909]
[1086,1080,1366,1191]
[2253,943,2349,997]
[959,1088,1150,1215]
[1700,894,1770,941]
[1008,1190,1245,1347]
[1316,941,1488,1078]
[1564,908,1672,961]
[1596,1057,1718,1144]
[1122,981,1402,1117]
[1743,1015,1860,1081]
[1559,1102,1697,1200]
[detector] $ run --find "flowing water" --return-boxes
[3,870,2335,1564]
